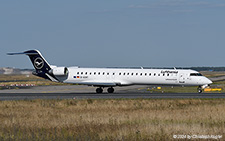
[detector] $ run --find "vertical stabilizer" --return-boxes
[8,50,55,80]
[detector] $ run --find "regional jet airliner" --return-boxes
[8,50,212,93]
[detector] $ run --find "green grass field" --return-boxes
[0,99,224,140]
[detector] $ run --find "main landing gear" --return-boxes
[107,87,114,93]
[96,87,103,93]
[95,87,114,93]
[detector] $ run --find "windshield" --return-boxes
[190,73,203,76]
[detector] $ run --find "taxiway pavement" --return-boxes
[0,93,225,101]
[0,85,225,100]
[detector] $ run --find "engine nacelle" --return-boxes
[49,67,68,76]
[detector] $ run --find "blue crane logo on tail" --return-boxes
[34,57,44,69]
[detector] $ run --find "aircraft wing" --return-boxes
[74,80,132,87]
[76,82,117,87]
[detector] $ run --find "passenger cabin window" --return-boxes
[145,73,147,76]
[131,73,134,75]
[90,72,92,75]
[140,73,142,76]
[127,73,129,75]
[123,73,126,75]
[119,73,121,75]
[149,73,151,76]
[77,72,79,75]
[81,72,83,75]
[107,73,109,75]
[113,73,115,75]
[136,73,138,75]
[94,72,96,75]
[190,73,202,76]
[85,72,87,75]
[154,73,156,76]
[98,72,100,75]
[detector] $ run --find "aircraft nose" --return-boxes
[206,78,213,85]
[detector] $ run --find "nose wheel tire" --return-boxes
[198,86,203,93]
[96,88,103,93]
[198,89,202,93]
[107,87,114,93]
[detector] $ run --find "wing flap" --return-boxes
[74,80,132,87]
[76,82,118,87]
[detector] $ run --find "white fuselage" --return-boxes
[55,67,212,87]
[8,49,213,93]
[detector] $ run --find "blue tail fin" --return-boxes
[8,50,54,80]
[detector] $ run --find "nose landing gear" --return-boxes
[198,87,203,93]
[198,84,210,93]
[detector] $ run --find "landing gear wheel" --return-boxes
[198,89,202,93]
[107,87,114,93]
[198,86,203,93]
[96,88,103,93]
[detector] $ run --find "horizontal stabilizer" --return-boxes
[7,51,39,56]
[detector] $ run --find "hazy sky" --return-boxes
[1,0,225,69]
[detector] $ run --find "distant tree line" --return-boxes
[161,67,225,71]
[187,67,225,72]
[144,67,225,71]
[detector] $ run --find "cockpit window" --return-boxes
[190,73,202,76]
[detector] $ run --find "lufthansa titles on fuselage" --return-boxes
[161,70,178,74]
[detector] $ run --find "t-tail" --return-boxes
[7,50,68,82]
